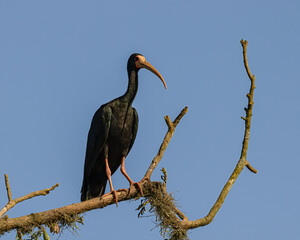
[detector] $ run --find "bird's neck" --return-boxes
[121,70,138,104]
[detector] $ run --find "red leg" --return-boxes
[102,158,118,206]
[120,156,145,196]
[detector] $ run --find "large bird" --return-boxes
[81,53,166,204]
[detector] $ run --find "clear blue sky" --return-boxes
[1,1,299,239]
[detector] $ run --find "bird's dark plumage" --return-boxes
[81,53,166,202]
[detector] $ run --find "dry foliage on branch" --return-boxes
[0,39,257,240]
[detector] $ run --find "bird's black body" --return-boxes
[81,54,165,202]
[80,102,138,201]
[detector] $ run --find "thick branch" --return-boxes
[144,107,188,179]
[0,180,154,235]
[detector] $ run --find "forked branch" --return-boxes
[145,106,188,179]
[0,175,59,219]
[178,39,257,230]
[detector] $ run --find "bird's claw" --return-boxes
[129,177,149,196]
[112,190,118,206]
[101,190,118,206]
[130,182,143,196]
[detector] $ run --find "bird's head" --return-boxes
[128,53,167,89]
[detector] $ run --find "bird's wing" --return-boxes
[127,107,139,154]
[81,105,112,192]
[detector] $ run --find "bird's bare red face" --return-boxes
[134,55,142,69]
[134,55,167,89]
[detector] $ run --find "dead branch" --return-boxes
[0,176,59,219]
[189,40,257,230]
[0,180,146,235]
[246,160,258,174]
[182,39,257,230]
[145,107,188,179]
[4,174,12,202]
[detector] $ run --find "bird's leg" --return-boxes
[103,158,118,206]
[120,156,144,196]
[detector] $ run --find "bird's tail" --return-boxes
[81,180,107,201]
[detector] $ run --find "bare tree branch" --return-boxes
[245,160,258,174]
[0,178,59,219]
[240,39,257,174]
[181,39,257,230]
[144,107,188,179]
[0,180,146,235]
[4,174,12,202]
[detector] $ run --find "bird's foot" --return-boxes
[112,190,118,206]
[129,177,150,197]
[102,190,118,206]
[130,182,143,196]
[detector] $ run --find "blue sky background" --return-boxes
[1,1,299,239]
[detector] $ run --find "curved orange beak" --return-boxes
[136,56,167,89]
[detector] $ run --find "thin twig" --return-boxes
[245,160,258,174]
[241,40,253,80]
[144,107,188,179]
[0,182,59,218]
[4,175,12,202]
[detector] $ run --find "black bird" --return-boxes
[81,54,167,204]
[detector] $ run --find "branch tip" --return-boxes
[240,39,248,46]
[145,107,188,179]
[173,106,188,126]
[164,115,173,129]
[245,161,258,174]
[4,174,12,202]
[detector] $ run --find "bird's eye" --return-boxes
[135,56,139,61]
